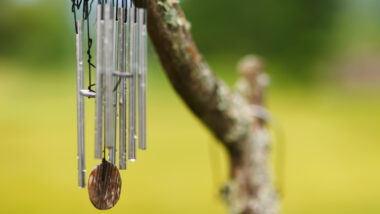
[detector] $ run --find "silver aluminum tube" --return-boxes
[138,8,147,150]
[109,6,120,165]
[95,4,104,159]
[119,8,127,170]
[128,7,137,162]
[104,3,114,149]
[76,20,86,188]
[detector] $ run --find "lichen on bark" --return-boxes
[135,0,280,213]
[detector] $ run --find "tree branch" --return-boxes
[140,0,279,213]
[145,0,253,145]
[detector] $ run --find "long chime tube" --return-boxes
[95,4,104,159]
[142,9,148,149]
[119,7,128,170]
[138,8,147,150]
[76,20,86,188]
[128,7,137,162]
[109,5,120,165]
[104,3,114,149]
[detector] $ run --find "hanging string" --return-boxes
[101,0,105,20]
[134,1,137,23]
[112,0,129,93]
[115,0,119,21]
[88,0,95,15]
[123,0,127,23]
[71,0,82,34]
[102,0,106,159]
[103,139,106,161]
[83,0,96,92]
[77,0,83,7]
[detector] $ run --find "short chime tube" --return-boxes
[119,6,128,170]
[104,2,114,149]
[128,6,137,162]
[138,7,147,150]
[95,3,104,159]
[76,20,86,188]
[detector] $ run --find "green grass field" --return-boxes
[0,61,379,214]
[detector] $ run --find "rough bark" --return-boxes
[137,0,279,213]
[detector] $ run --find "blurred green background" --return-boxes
[0,0,379,213]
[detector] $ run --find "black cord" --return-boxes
[88,0,95,15]
[123,0,128,23]
[71,0,96,91]
[103,142,106,161]
[101,0,105,20]
[71,0,80,34]
[83,0,96,92]
[77,0,83,8]
[115,0,119,21]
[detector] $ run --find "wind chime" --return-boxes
[71,0,148,210]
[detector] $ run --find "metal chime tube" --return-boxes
[95,3,104,159]
[128,6,137,161]
[76,20,86,188]
[104,2,114,149]
[138,8,147,150]
[109,4,120,165]
[119,6,128,170]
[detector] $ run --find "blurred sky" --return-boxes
[0,0,379,214]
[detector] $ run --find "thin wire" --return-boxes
[113,80,121,92]
[123,0,127,23]
[71,0,81,34]
[83,0,96,92]
[88,0,95,15]
[103,139,106,160]
[101,0,105,20]
[112,1,128,92]
[134,4,137,23]
[115,0,119,21]
[112,0,123,92]
[77,0,83,8]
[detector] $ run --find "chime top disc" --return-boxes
[88,160,122,210]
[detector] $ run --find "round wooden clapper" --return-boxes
[88,160,122,210]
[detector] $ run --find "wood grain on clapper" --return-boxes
[88,160,122,210]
